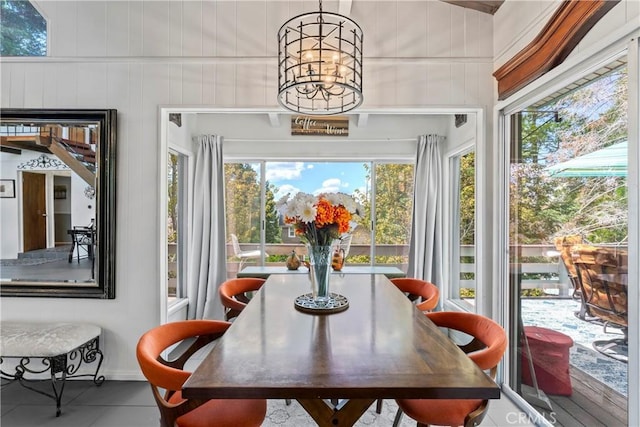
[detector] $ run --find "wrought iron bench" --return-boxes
[0,322,105,416]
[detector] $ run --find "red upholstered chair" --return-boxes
[136,320,266,427]
[395,311,507,427]
[390,277,440,312]
[219,277,266,321]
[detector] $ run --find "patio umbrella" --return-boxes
[546,141,627,177]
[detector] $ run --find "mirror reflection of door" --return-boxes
[22,171,46,252]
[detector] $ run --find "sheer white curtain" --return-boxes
[187,135,227,320]
[408,134,444,289]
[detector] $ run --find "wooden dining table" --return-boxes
[182,273,500,427]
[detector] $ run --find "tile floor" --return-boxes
[0,379,536,427]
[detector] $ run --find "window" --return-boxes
[223,161,414,276]
[448,149,476,307]
[167,150,188,299]
[0,0,46,56]
[371,163,414,266]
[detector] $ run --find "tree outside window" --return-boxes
[1,0,46,56]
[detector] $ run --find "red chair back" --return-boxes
[219,278,266,320]
[427,311,507,372]
[390,277,440,312]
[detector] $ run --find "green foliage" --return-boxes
[1,0,46,56]
[167,153,178,244]
[354,163,414,248]
[266,254,288,262]
[264,183,282,244]
[459,288,475,298]
[224,163,281,244]
[511,69,628,246]
[521,288,545,297]
[459,152,476,245]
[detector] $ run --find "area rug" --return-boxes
[263,399,414,426]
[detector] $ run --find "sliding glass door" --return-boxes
[506,63,629,425]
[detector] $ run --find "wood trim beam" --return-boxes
[48,140,95,186]
[493,0,620,101]
[440,0,504,15]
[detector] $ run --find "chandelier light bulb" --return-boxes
[277,0,363,115]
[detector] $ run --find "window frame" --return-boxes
[443,143,476,311]
[495,37,639,426]
[223,159,415,269]
[167,149,189,300]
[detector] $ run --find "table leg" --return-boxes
[297,398,376,427]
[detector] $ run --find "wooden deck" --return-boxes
[532,366,627,426]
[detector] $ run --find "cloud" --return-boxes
[274,184,301,201]
[265,162,306,181]
[313,178,342,195]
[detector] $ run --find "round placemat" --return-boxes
[294,293,349,314]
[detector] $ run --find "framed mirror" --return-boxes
[0,109,116,298]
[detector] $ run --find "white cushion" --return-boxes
[1,322,101,357]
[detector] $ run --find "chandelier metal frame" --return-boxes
[277,1,363,115]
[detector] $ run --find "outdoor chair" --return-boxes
[230,234,267,270]
[136,320,267,427]
[553,235,591,320]
[394,311,507,427]
[572,245,628,362]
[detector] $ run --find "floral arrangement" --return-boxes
[276,192,361,247]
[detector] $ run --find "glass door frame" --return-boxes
[495,38,639,426]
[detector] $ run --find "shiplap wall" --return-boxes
[0,0,494,379]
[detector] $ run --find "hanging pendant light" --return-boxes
[277,0,364,115]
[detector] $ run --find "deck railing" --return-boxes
[224,242,575,294]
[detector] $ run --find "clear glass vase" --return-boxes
[306,244,334,306]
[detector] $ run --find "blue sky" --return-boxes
[264,162,368,201]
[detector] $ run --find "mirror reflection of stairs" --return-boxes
[0,246,71,266]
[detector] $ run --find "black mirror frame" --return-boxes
[0,109,117,299]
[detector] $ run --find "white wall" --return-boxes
[0,0,494,379]
[0,153,21,259]
[195,112,451,160]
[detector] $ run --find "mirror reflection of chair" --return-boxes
[230,234,267,270]
[68,220,96,279]
[136,320,267,427]
[394,311,507,427]
[218,278,266,321]
[572,245,628,362]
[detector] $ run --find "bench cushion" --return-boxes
[1,322,101,357]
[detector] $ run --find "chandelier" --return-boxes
[277,0,363,115]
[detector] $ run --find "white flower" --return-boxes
[324,192,340,206]
[298,201,316,222]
